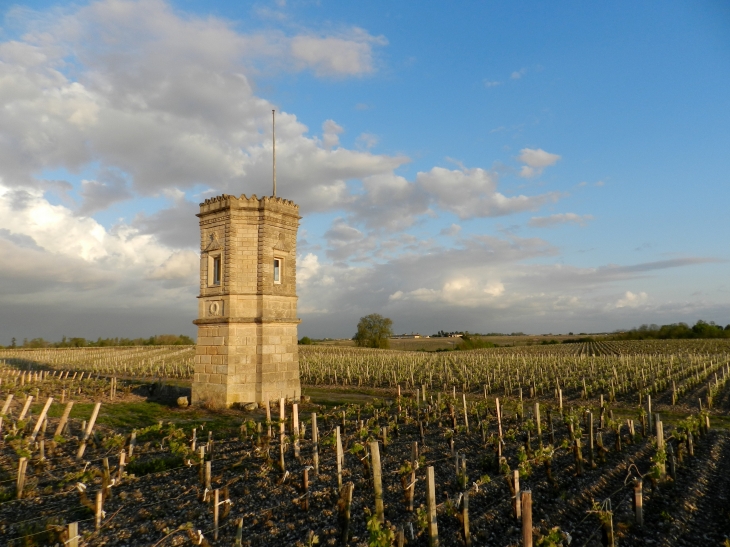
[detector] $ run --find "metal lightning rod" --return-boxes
[272,109,276,197]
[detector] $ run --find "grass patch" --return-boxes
[43,401,245,434]
[126,455,184,476]
[302,387,392,407]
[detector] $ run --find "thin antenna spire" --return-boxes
[272,109,276,197]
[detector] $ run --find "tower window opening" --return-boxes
[213,256,221,285]
[208,253,222,287]
[274,258,282,284]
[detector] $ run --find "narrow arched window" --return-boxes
[273,257,282,284]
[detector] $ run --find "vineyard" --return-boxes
[0,340,729,546]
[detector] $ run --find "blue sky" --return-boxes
[0,0,728,341]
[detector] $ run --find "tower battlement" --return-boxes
[199,194,299,213]
[191,192,301,407]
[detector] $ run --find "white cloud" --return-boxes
[417,167,560,219]
[529,213,594,228]
[290,29,387,76]
[397,278,506,307]
[616,291,648,308]
[322,119,344,150]
[147,251,198,281]
[356,132,378,150]
[2,1,722,342]
[77,168,133,215]
[0,0,401,213]
[511,68,527,80]
[484,80,502,88]
[298,253,322,285]
[518,148,561,178]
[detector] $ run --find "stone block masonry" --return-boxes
[191,194,301,406]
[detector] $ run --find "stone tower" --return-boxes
[191,194,301,407]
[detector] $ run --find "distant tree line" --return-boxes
[431,330,526,337]
[611,320,730,340]
[2,334,195,349]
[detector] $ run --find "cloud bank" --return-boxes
[0,0,724,341]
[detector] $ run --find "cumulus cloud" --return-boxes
[322,120,344,150]
[324,219,378,261]
[1,1,723,341]
[356,133,378,150]
[147,251,198,282]
[0,182,199,311]
[77,169,133,215]
[393,278,506,307]
[298,253,322,285]
[518,148,561,178]
[349,173,427,231]
[0,0,401,211]
[290,29,387,76]
[132,198,199,249]
[417,167,560,219]
[616,291,648,308]
[529,213,594,228]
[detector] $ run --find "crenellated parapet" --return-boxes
[199,194,299,217]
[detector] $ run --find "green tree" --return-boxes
[354,314,393,349]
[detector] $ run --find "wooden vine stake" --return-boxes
[67,522,79,547]
[1,394,13,416]
[102,458,112,501]
[213,489,220,540]
[302,467,309,511]
[656,420,666,478]
[521,490,533,547]
[336,426,343,488]
[279,398,286,472]
[588,411,595,468]
[513,469,521,519]
[495,398,503,439]
[558,389,563,416]
[687,430,694,457]
[409,441,417,511]
[266,402,272,438]
[633,478,643,526]
[311,412,319,475]
[29,397,53,442]
[461,491,471,546]
[18,395,33,421]
[292,403,300,459]
[117,450,126,483]
[534,402,542,448]
[77,402,101,459]
[370,441,384,522]
[95,491,103,530]
[426,466,439,546]
[462,393,469,433]
[574,438,584,476]
[235,518,243,546]
[128,430,137,458]
[338,482,354,544]
[647,395,653,434]
[16,457,28,499]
